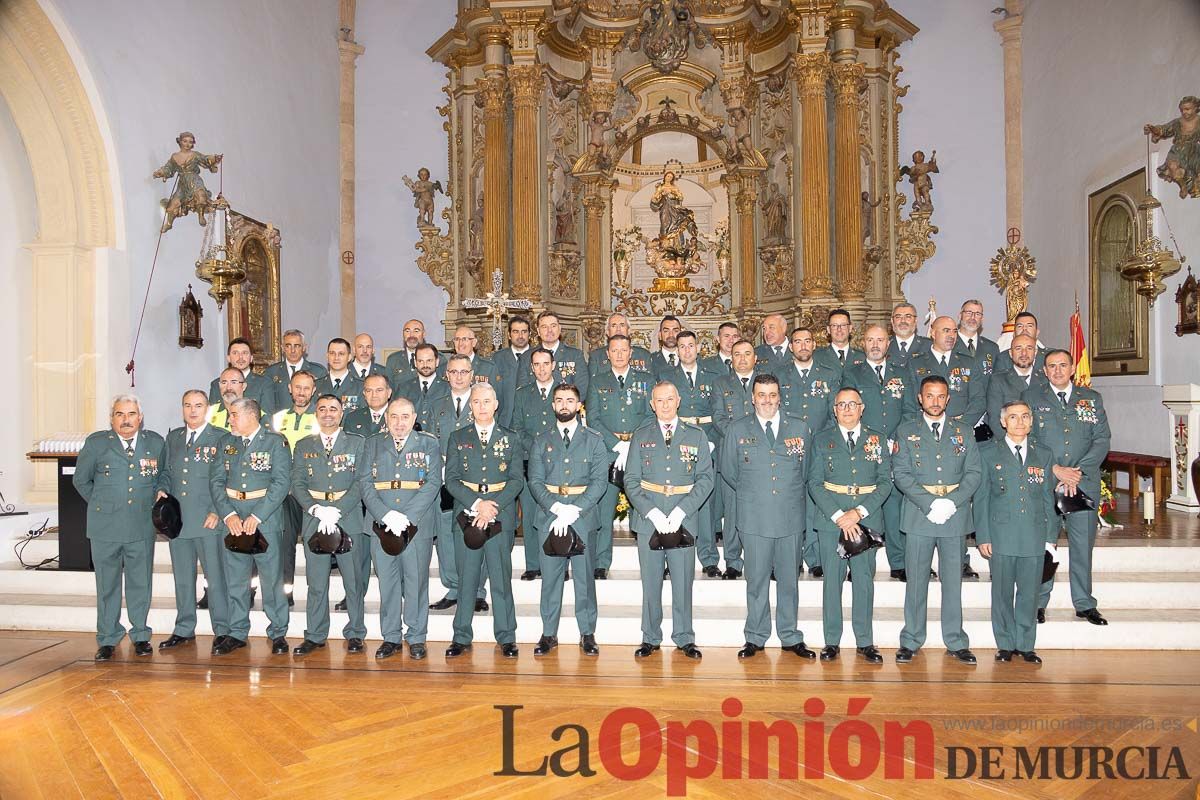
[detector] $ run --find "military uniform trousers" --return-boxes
[302,531,367,643]
[742,533,803,647]
[222,528,290,641]
[374,528,435,644]
[899,534,968,652]
[991,553,1041,652]
[452,527,517,645]
[801,527,822,572]
[167,535,230,638]
[718,477,743,571]
[882,491,906,570]
[596,481,622,571]
[1038,509,1095,613]
[519,464,541,575]
[281,495,303,590]
[636,534,697,647]
[817,531,876,647]
[91,538,155,647]
[538,523,597,637]
[435,509,486,601]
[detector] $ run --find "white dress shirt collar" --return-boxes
[756,412,781,432]
[660,417,680,438]
[475,423,495,440]
[321,429,341,448]
[923,414,946,432]
[838,423,863,440]
[559,418,579,439]
[185,422,208,437]
[1051,382,1073,403]
[612,367,630,381]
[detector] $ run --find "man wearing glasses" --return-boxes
[886,303,930,368]
[814,309,866,377]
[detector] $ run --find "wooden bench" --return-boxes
[1104,451,1170,507]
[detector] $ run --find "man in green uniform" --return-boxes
[1025,349,1111,626]
[360,397,443,660]
[495,315,533,428]
[393,342,448,418]
[625,381,714,659]
[648,315,683,380]
[210,398,293,655]
[206,367,250,431]
[271,369,319,605]
[893,376,983,665]
[976,400,1057,664]
[156,390,231,653]
[701,321,739,375]
[74,394,166,661]
[385,318,446,385]
[537,310,589,396]
[588,312,652,376]
[444,383,524,658]
[711,339,762,580]
[290,394,369,655]
[995,311,1049,373]
[585,334,654,579]
[511,348,559,581]
[720,374,816,660]
[813,309,866,375]
[754,313,791,370]
[206,337,272,410]
[886,303,931,369]
[807,387,892,663]
[350,333,391,388]
[986,334,1048,434]
[264,329,327,413]
[343,373,391,437]
[448,325,500,388]
[315,337,364,414]
[527,384,608,656]
[955,299,1000,389]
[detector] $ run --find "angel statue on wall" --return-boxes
[152,131,222,233]
[1145,95,1200,199]
[403,168,444,230]
[900,149,938,213]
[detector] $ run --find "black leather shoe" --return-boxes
[293,639,325,656]
[715,530,723,542]
[702,565,722,578]
[1076,608,1108,626]
[375,642,398,660]
[782,643,817,659]
[810,566,824,578]
[346,638,365,653]
[430,595,457,610]
[210,635,228,653]
[895,647,915,663]
[445,642,472,658]
[271,637,289,655]
[334,598,348,611]
[677,643,702,659]
[995,649,1013,662]
[500,642,519,658]
[533,635,558,656]
[520,570,541,581]
[890,569,907,581]
[723,567,742,580]
[196,590,209,610]
[634,642,660,658]
[770,570,776,581]
[856,646,883,664]
[1020,650,1043,664]
[946,648,977,664]
[158,634,194,650]
[820,645,840,661]
[134,641,153,657]
[409,643,427,660]
[286,591,295,608]
[249,587,258,607]
[475,598,489,613]
[930,569,938,579]
[580,635,599,656]
[214,637,247,655]
[962,563,979,580]
[94,645,115,661]
[1037,608,1046,624]
[594,568,608,580]
[737,642,762,658]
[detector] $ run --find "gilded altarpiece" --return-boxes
[227,211,282,370]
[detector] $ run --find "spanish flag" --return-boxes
[1070,298,1091,387]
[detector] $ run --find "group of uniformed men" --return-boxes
[74,300,1110,665]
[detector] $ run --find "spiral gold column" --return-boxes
[794,52,832,298]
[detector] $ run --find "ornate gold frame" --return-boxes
[227,212,282,370]
[1088,169,1149,376]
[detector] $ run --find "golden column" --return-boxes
[794,52,833,298]
[582,181,607,311]
[832,60,867,298]
[735,180,759,306]
[508,63,542,301]
[479,72,509,283]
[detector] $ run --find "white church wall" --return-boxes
[1022,0,1200,457]
[895,0,1008,335]
[45,0,341,433]
[0,100,36,502]
[355,0,457,350]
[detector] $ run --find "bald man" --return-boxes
[385,319,446,383]
[755,313,790,370]
[448,324,500,389]
[350,333,390,386]
[588,312,653,377]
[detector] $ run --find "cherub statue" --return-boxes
[861,190,882,241]
[728,106,755,163]
[900,149,938,213]
[152,131,223,232]
[1145,95,1200,199]
[402,168,443,229]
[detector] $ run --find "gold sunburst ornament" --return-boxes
[989,227,1038,324]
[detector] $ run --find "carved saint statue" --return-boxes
[1145,95,1200,199]
[861,191,882,242]
[650,167,699,259]
[553,184,578,245]
[402,167,444,229]
[760,182,789,243]
[153,131,223,232]
[469,193,484,257]
[900,149,938,213]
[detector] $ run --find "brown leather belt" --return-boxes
[679,415,713,424]
[639,481,694,496]
[922,483,960,496]
[373,480,425,490]
[309,489,348,501]
[462,480,507,493]
[226,488,267,500]
[546,484,588,496]
[823,482,877,496]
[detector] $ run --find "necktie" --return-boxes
[847,430,856,452]
[686,371,694,389]
[562,427,571,447]
[540,387,547,400]
[939,355,947,368]
[874,364,884,384]
[618,374,625,390]
[1015,444,1023,464]
[765,420,776,447]
[900,341,909,354]
[421,380,429,395]
[838,349,846,364]
[333,377,342,391]
[186,430,196,448]
[663,423,673,446]
[409,352,416,368]
[800,369,809,381]
[967,339,976,357]
[668,353,676,366]
[774,346,782,359]
[724,358,732,372]
[741,376,749,391]
[123,439,134,457]
[455,397,463,418]
[1058,391,1067,407]
[289,364,296,378]
[931,422,941,442]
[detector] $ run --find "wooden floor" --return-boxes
[0,631,1196,799]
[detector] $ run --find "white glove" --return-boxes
[382,510,410,532]
[549,514,571,536]
[646,508,669,531]
[666,507,686,533]
[311,505,342,528]
[1045,542,1057,554]
[708,441,715,453]
[926,497,956,525]
[612,441,630,470]
[317,519,338,535]
[551,502,582,526]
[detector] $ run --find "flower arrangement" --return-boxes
[615,491,630,521]
[1099,471,1117,526]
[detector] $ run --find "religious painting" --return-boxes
[1177,268,1199,337]
[177,284,203,349]
[227,211,282,370]
[1088,169,1149,376]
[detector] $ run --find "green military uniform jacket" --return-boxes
[74,429,166,543]
[544,343,589,396]
[996,344,1048,374]
[156,424,226,538]
[906,348,985,423]
[263,358,327,413]
[393,372,448,418]
[290,431,367,539]
[807,424,894,534]
[1023,383,1111,497]
[350,360,390,386]
[589,344,652,377]
[665,364,721,441]
[385,348,446,386]
[510,382,558,455]
[648,350,683,381]
[954,334,999,380]
[813,345,867,376]
[420,391,475,454]
[207,369,273,410]
[624,418,715,536]
[342,406,389,439]
[359,430,443,534]
[719,413,813,539]
[839,359,918,440]
[527,423,609,535]
[974,439,1058,557]
[892,416,982,537]
[494,346,533,428]
[314,372,364,414]
[444,424,525,532]
[584,368,654,452]
[754,343,791,373]
[986,368,1048,432]
[700,352,734,376]
[778,361,840,433]
[887,335,931,369]
[209,426,293,532]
